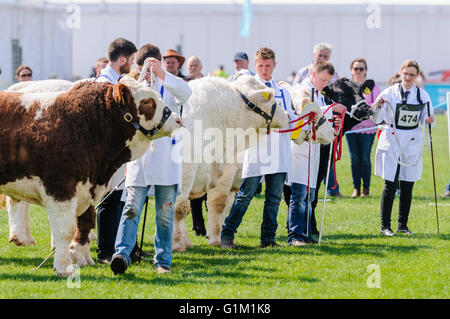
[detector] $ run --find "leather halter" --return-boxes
[115,101,172,139]
[237,90,277,131]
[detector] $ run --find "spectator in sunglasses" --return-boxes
[347,58,380,198]
[16,65,33,82]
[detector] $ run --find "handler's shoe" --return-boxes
[110,254,128,275]
[155,265,172,274]
[380,228,395,236]
[396,227,416,236]
[289,240,308,246]
[260,241,281,248]
[97,256,112,265]
[442,191,450,198]
[220,238,236,249]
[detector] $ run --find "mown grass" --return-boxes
[0,115,448,299]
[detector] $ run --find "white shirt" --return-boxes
[125,70,192,194]
[95,65,121,84]
[241,75,296,179]
[373,83,434,182]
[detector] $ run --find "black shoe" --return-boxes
[110,255,128,275]
[220,238,236,249]
[260,241,281,248]
[380,228,395,236]
[309,238,318,244]
[396,227,416,235]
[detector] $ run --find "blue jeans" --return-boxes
[326,166,340,195]
[288,183,316,243]
[114,185,177,269]
[221,173,286,244]
[346,133,375,189]
[446,177,450,192]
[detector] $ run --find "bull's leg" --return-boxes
[45,198,77,277]
[70,205,96,267]
[172,163,198,252]
[205,164,239,246]
[7,197,35,246]
[205,189,235,246]
[172,199,191,252]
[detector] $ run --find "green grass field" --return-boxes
[0,115,448,299]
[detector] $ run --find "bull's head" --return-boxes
[233,75,289,130]
[322,78,375,121]
[114,76,182,140]
[280,82,334,146]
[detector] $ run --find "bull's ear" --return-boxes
[112,82,131,107]
[321,86,335,104]
[361,79,375,94]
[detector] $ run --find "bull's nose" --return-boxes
[176,117,183,127]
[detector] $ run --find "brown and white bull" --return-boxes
[0,76,181,276]
[172,75,290,251]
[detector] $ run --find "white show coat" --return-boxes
[242,75,296,179]
[373,83,434,182]
[125,70,192,195]
[288,79,333,188]
[94,65,126,191]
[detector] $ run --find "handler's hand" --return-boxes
[425,115,435,124]
[373,97,385,109]
[312,113,320,124]
[144,57,165,81]
[332,103,346,114]
[333,115,342,127]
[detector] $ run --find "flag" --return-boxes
[240,0,253,38]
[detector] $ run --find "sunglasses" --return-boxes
[352,67,365,72]
[19,73,32,77]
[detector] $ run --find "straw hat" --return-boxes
[163,49,185,68]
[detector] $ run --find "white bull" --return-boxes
[172,75,290,251]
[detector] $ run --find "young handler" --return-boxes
[220,47,295,248]
[288,61,345,246]
[372,60,435,236]
[111,43,191,274]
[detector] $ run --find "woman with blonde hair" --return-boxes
[372,60,435,236]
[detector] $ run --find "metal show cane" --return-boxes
[305,137,312,238]
[318,140,334,245]
[33,178,126,272]
[138,196,149,263]
[426,102,439,234]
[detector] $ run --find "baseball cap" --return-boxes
[234,52,249,61]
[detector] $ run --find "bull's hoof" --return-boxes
[208,238,221,246]
[172,242,187,252]
[55,264,74,277]
[70,241,94,267]
[9,234,36,246]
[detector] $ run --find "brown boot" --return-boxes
[351,188,360,198]
[361,188,370,197]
